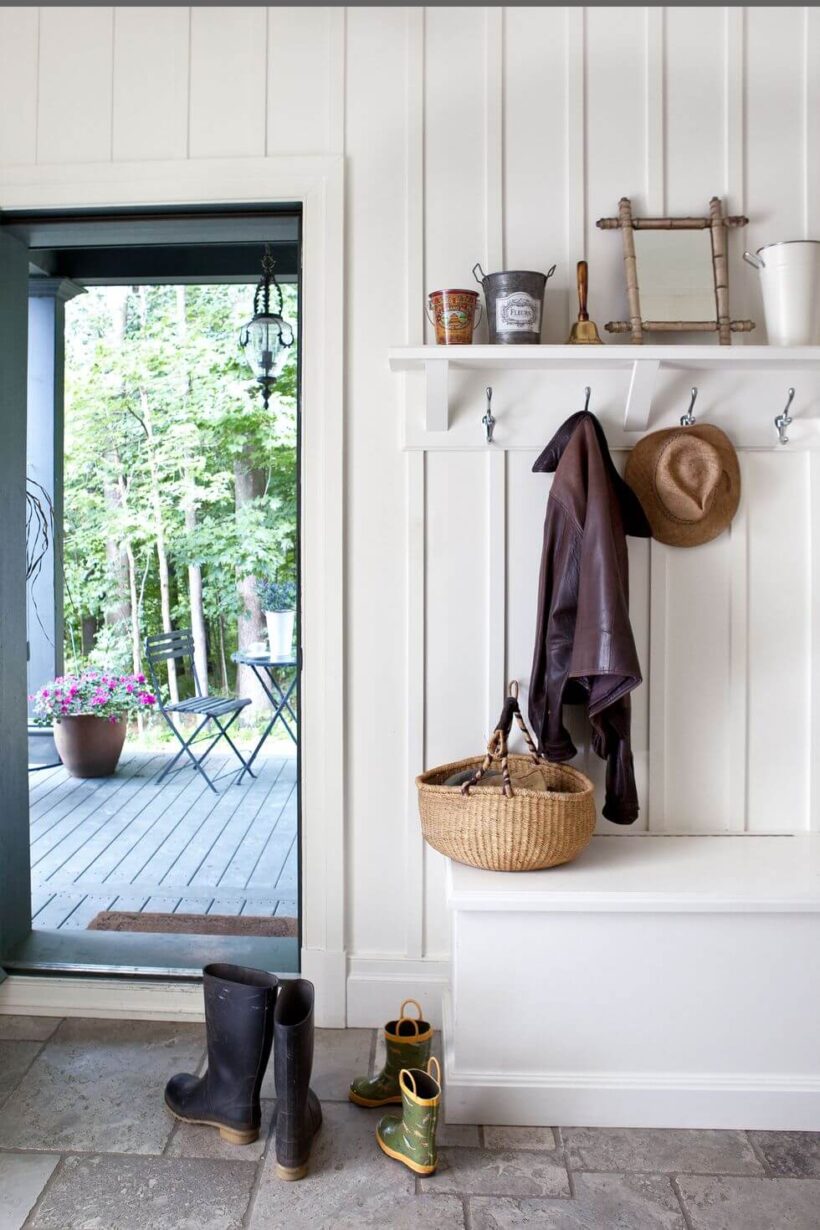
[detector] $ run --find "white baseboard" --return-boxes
[441,994,820,1130]
[0,975,205,1022]
[0,953,450,1029]
[346,957,450,1027]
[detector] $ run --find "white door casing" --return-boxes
[0,155,346,1025]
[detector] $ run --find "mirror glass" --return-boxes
[633,229,716,322]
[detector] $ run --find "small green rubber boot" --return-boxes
[376,1057,441,1176]
[349,999,432,1108]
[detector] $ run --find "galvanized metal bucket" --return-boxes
[473,263,556,344]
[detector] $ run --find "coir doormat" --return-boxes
[87,911,298,938]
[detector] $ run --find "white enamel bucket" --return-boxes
[743,240,820,346]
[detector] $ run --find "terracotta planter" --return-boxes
[53,715,127,778]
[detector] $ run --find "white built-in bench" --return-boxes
[443,834,820,1130]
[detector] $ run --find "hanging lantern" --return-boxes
[239,245,294,409]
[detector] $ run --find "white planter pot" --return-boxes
[265,610,295,660]
[744,240,820,345]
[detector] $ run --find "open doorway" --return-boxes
[18,208,301,975]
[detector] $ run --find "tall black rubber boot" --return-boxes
[274,978,323,1180]
[164,963,278,1145]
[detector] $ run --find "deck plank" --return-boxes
[29,749,297,927]
[183,759,289,889]
[45,752,220,886]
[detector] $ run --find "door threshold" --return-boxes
[4,928,299,978]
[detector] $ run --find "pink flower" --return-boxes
[137,674,146,684]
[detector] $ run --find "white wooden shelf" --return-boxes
[389,344,820,432]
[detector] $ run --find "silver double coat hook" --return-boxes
[775,388,795,445]
[483,386,496,444]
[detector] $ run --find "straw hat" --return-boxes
[624,424,740,547]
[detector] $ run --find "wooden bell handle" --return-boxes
[577,260,589,322]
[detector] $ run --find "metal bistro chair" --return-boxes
[145,629,254,793]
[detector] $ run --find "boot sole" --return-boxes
[376,1131,437,1175]
[348,1090,402,1108]
[165,1102,259,1146]
[276,1162,309,1181]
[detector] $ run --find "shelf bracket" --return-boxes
[424,358,449,432]
[624,358,659,432]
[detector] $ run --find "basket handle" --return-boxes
[461,681,541,799]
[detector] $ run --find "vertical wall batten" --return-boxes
[487,449,507,733]
[405,450,426,959]
[406,6,425,349]
[647,543,668,830]
[566,5,586,289]
[404,7,426,959]
[724,5,747,338]
[728,497,750,831]
[484,7,504,274]
[810,452,820,831]
[328,7,347,156]
[806,8,820,241]
[644,6,665,215]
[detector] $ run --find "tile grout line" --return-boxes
[555,1125,576,1199]
[0,1036,50,1114]
[669,1174,697,1230]
[744,1129,774,1177]
[20,1153,69,1230]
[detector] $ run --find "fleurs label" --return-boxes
[495,291,541,333]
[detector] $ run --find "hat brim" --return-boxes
[624,424,741,547]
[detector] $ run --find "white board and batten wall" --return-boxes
[1,8,820,1026]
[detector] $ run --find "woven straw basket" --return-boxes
[417,683,596,872]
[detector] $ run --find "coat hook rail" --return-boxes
[775,387,796,445]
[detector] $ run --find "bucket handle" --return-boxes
[474,262,558,287]
[743,251,764,270]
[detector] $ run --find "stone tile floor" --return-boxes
[1,1015,819,1229]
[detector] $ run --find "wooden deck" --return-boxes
[28,748,297,930]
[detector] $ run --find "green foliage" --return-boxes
[259,579,297,611]
[63,281,298,693]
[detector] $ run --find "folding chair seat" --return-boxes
[166,696,251,718]
[145,629,254,793]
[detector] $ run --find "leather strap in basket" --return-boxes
[461,681,541,799]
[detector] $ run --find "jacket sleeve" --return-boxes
[528,498,581,763]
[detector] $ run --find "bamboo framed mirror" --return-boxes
[596,196,755,344]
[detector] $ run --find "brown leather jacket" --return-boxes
[528,411,650,824]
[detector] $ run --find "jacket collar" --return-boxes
[532,410,651,538]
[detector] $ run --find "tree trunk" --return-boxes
[138,384,178,704]
[234,450,268,719]
[217,616,229,692]
[81,615,98,656]
[186,498,208,694]
[104,289,132,632]
[176,286,209,695]
[110,464,143,681]
[103,482,131,628]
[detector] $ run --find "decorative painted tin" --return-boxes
[427,289,482,345]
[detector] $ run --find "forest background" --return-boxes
[61,281,298,738]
